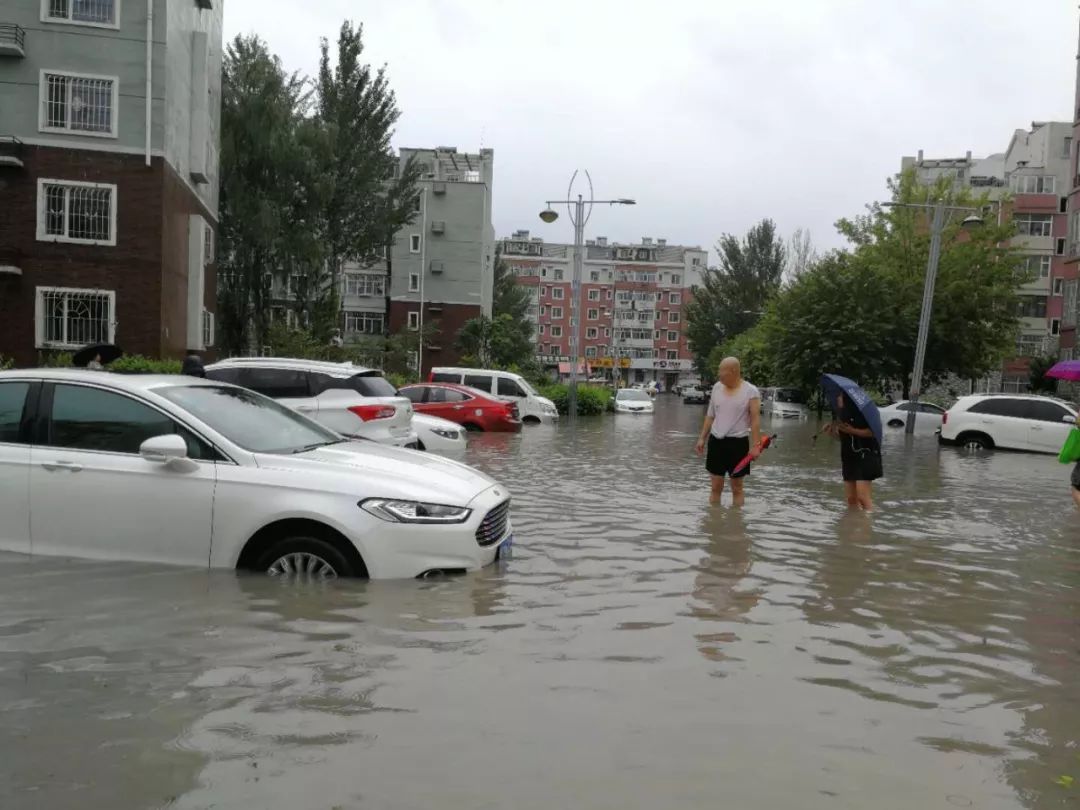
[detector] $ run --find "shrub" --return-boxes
[0,356,12,371]
[538,383,611,416]
[107,355,184,374]
[386,372,412,390]
[41,352,73,368]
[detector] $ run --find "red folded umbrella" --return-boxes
[732,434,776,475]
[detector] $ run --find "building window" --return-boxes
[203,224,214,266]
[666,350,678,360]
[37,179,116,245]
[1017,296,1048,319]
[655,311,662,321]
[671,274,681,285]
[585,346,597,358]
[606,289,613,300]
[550,326,563,338]
[668,312,680,324]
[1019,255,1052,279]
[587,308,598,320]
[409,234,421,253]
[1010,175,1056,195]
[413,195,422,213]
[541,286,549,298]
[407,311,419,330]
[691,257,701,266]
[345,273,385,297]
[202,309,215,348]
[40,71,117,136]
[552,307,563,319]
[553,268,564,281]
[669,292,681,305]
[42,0,118,27]
[589,271,600,282]
[35,287,115,349]
[588,289,600,301]
[604,328,611,338]
[408,273,419,293]
[552,287,565,300]
[343,311,384,335]
[667,330,679,342]
[654,330,661,340]
[539,324,546,335]
[1051,318,1061,336]
[540,305,547,316]
[1054,277,1065,296]
[586,327,598,339]
[1015,214,1053,237]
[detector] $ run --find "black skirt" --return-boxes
[707,435,751,478]
[840,437,882,482]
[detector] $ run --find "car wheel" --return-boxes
[463,423,484,432]
[256,536,355,580]
[416,439,427,451]
[522,415,541,425]
[957,432,993,451]
[887,418,904,428]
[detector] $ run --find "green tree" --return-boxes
[707,321,777,387]
[1030,354,1059,394]
[835,170,1023,397]
[316,21,421,306]
[491,248,532,322]
[685,218,786,375]
[456,249,537,371]
[218,35,314,355]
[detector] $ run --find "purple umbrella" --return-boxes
[1047,360,1080,382]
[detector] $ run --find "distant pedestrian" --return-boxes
[694,357,762,507]
[86,353,104,371]
[822,391,882,511]
[181,352,206,378]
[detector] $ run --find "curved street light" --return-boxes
[537,172,637,422]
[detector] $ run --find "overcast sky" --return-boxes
[224,0,1078,256]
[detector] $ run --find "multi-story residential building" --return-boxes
[0,0,222,366]
[500,231,707,390]
[901,121,1073,391]
[1064,19,1080,364]
[336,146,495,373]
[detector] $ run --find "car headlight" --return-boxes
[431,427,460,439]
[360,499,472,524]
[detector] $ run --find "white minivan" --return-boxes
[429,367,559,424]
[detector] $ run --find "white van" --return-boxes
[759,387,809,419]
[429,367,559,424]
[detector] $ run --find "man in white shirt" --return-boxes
[694,357,762,506]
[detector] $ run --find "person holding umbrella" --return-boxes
[1044,359,1080,509]
[820,374,883,511]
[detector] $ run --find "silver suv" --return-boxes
[204,358,418,448]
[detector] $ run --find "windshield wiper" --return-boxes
[290,439,346,454]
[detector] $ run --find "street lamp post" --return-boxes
[883,200,985,434]
[539,171,635,423]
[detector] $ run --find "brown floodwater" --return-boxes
[2,398,1079,810]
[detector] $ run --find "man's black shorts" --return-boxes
[707,435,750,478]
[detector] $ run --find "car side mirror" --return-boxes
[140,434,190,465]
[1064,415,1077,425]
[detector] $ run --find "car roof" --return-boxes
[0,368,217,391]
[956,392,1071,403]
[207,357,379,377]
[431,367,522,379]
[405,381,492,398]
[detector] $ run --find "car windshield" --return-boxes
[619,390,651,402]
[517,378,538,397]
[158,385,343,454]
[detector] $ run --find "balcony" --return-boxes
[0,23,25,57]
[0,136,24,168]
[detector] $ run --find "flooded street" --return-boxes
[2,397,1079,810]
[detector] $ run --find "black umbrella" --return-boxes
[72,343,123,368]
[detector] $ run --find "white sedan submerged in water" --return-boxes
[613,388,655,414]
[0,370,511,580]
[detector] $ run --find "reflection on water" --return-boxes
[1,399,1079,809]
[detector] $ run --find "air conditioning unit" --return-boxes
[431,220,445,234]
[432,182,447,194]
[430,260,445,274]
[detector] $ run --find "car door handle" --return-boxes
[1031,426,1043,431]
[453,405,464,410]
[296,405,316,412]
[42,461,83,473]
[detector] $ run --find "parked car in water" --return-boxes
[758,387,808,419]
[205,358,418,448]
[938,394,1077,453]
[879,400,946,430]
[400,383,522,432]
[613,388,655,414]
[411,413,467,452]
[682,385,709,405]
[0,370,511,579]
[429,367,558,424]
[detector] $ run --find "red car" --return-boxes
[399,383,522,432]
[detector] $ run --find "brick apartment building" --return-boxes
[902,120,1073,391]
[500,231,707,390]
[1064,18,1080,360]
[0,0,222,367]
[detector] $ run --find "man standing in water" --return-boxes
[695,357,762,506]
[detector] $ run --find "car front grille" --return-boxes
[475,499,511,547]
